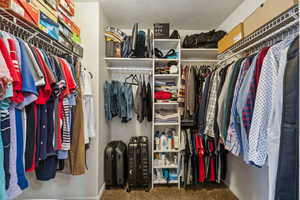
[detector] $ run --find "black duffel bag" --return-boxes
[182,29,226,48]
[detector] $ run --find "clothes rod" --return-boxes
[107,67,152,71]
[219,19,299,64]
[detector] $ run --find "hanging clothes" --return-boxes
[0,29,92,199]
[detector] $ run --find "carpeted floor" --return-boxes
[101,184,238,200]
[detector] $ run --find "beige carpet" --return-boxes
[101,184,238,200]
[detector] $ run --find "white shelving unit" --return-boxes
[152,39,181,189]
[104,38,218,190]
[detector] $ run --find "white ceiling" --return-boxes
[100,0,244,30]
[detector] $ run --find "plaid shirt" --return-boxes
[204,68,221,138]
[225,57,253,155]
[241,48,270,136]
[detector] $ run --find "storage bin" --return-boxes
[30,0,58,23]
[154,23,170,39]
[218,23,244,53]
[243,0,297,37]
[0,0,39,26]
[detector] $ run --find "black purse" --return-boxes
[170,30,180,39]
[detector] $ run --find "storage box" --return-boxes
[154,23,170,39]
[43,0,56,10]
[39,11,59,40]
[30,0,58,23]
[218,23,244,53]
[58,9,72,31]
[243,0,297,37]
[58,0,74,16]
[0,0,39,26]
[71,21,80,36]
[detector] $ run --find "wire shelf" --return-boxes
[0,8,82,57]
[218,4,299,61]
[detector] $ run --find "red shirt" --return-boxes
[58,58,76,99]
[0,38,23,103]
[155,91,172,100]
[33,47,52,104]
[255,47,271,86]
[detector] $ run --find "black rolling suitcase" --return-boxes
[127,136,150,192]
[104,141,127,189]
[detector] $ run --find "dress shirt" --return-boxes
[248,37,295,168]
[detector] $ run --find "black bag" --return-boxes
[182,30,226,48]
[170,30,180,39]
[127,136,150,192]
[134,31,146,58]
[104,141,127,188]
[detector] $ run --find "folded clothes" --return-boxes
[155,113,178,120]
[155,81,177,86]
[155,91,172,100]
[155,119,178,123]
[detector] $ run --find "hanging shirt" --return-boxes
[80,69,95,144]
[248,37,295,168]
[236,54,258,164]
[0,38,22,103]
[33,47,52,105]
[24,43,45,87]
[14,38,38,109]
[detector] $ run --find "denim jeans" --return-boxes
[104,81,112,120]
[275,36,299,200]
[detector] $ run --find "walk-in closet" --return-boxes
[0,0,299,199]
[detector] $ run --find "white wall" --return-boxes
[98,3,111,195]
[218,0,266,31]
[18,1,105,199]
[218,1,270,200]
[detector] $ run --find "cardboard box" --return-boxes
[0,0,39,26]
[58,0,74,16]
[43,0,56,10]
[71,21,80,36]
[218,23,244,53]
[243,0,297,37]
[39,11,59,40]
[30,0,58,23]
[58,10,72,31]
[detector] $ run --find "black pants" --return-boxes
[275,36,299,200]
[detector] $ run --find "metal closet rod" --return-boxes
[0,9,80,57]
[219,19,299,64]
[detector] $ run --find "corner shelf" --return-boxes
[104,57,153,68]
[181,48,218,57]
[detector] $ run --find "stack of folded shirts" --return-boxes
[155,63,169,74]
[155,80,177,103]
[155,109,178,123]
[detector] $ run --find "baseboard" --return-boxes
[98,183,106,200]
[23,184,106,200]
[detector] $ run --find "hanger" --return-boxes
[125,74,138,85]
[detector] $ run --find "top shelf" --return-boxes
[181,48,218,59]
[154,39,180,50]
[105,57,153,68]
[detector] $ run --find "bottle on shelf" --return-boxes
[155,131,161,150]
[160,132,168,151]
[168,135,173,150]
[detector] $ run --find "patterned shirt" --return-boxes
[225,56,254,155]
[248,38,295,167]
[204,68,221,137]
